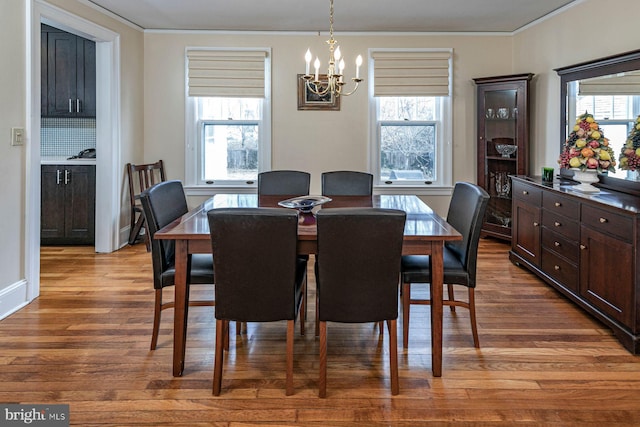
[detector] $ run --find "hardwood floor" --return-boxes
[2,239,640,425]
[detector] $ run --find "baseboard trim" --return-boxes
[0,280,32,320]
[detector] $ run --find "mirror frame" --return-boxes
[555,49,640,196]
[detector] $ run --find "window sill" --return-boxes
[374,184,453,196]
[184,184,256,197]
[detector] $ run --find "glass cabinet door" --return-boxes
[474,74,533,241]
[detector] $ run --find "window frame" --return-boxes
[368,48,453,195]
[184,47,271,196]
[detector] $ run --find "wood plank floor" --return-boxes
[2,239,640,425]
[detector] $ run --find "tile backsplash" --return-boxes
[41,117,96,157]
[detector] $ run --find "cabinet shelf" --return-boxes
[474,73,533,241]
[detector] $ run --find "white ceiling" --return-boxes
[86,0,578,33]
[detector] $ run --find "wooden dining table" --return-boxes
[154,194,461,378]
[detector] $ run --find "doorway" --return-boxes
[28,2,122,301]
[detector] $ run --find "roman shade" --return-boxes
[578,71,640,96]
[372,49,452,97]
[187,49,267,98]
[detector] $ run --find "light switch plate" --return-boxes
[11,127,24,146]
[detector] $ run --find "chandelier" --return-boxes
[302,0,363,98]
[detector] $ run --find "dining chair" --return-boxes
[257,169,311,323]
[207,207,306,396]
[257,170,311,196]
[401,181,489,349]
[315,207,406,397]
[321,170,373,196]
[127,160,166,250]
[139,180,215,351]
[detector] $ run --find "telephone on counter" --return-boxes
[67,148,96,159]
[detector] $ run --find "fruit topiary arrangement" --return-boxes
[618,115,640,172]
[558,111,616,173]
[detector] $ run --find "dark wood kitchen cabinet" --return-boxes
[473,73,533,241]
[509,176,640,354]
[41,165,95,245]
[41,24,96,117]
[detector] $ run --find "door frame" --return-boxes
[27,0,122,300]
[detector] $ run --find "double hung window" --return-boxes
[185,48,271,190]
[370,49,453,193]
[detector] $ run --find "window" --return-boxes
[185,48,271,191]
[370,49,452,193]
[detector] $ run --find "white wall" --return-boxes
[513,0,640,174]
[144,31,514,215]
[0,0,28,316]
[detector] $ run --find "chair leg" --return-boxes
[319,321,327,398]
[402,282,411,348]
[300,287,306,336]
[213,319,227,395]
[387,319,399,395]
[315,293,320,337]
[468,288,480,348]
[150,289,162,350]
[447,284,456,312]
[286,319,295,396]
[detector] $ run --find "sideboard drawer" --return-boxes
[541,228,579,263]
[512,180,542,204]
[582,205,633,243]
[542,192,579,220]
[542,210,580,240]
[541,247,579,293]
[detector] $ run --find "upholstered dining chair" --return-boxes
[315,207,406,397]
[321,170,373,196]
[127,160,166,250]
[401,181,489,349]
[257,170,311,196]
[257,169,311,323]
[139,180,215,350]
[207,207,306,396]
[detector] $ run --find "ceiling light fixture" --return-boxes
[302,0,363,98]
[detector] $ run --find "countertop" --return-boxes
[41,157,96,166]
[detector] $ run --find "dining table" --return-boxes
[154,193,462,378]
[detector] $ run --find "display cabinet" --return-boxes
[473,73,533,241]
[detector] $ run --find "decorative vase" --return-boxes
[570,168,600,193]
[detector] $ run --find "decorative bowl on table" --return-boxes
[278,195,332,213]
[495,142,518,158]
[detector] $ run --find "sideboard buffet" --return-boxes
[509,175,640,354]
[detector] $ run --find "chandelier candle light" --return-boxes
[303,0,363,98]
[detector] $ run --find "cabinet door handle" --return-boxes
[554,221,561,227]
[554,202,561,207]
[580,244,587,250]
[56,169,61,185]
[599,217,608,223]
[64,169,70,185]
[554,265,560,271]
[533,222,539,227]
[522,190,529,195]
[76,99,80,113]
[68,99,73,113]
[554,241,560,247]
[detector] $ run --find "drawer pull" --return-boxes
[523,190,529,195]
[554,241,560,247]
[580,244,586,250]
[599,217,608,223]
[533,222,539,227]
[554,202,561,207]
[554,221,561,227]
[554,265,560,271]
